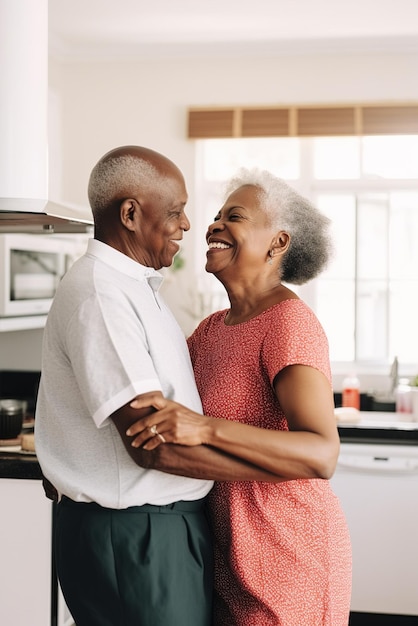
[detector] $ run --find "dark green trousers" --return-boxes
[55,497,213,626]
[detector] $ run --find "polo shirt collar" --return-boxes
[86,238,163,292]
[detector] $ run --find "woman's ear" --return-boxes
[271,230,290,257]
[120,198,139,232]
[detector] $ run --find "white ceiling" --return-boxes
[48,0,418,60]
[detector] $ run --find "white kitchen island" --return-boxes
[0,455,74,626]
[0,477,52,626]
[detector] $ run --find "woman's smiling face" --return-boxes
[205,184,276,276]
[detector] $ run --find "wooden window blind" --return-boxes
[188,110,236,138]
[188,104,418,138]
[362,106,418,134]
[241,108,289,137]
[297,107,356,136]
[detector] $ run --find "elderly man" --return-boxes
[35,146,214,626]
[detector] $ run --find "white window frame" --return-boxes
[193,137,418,379]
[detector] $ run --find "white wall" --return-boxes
[50,50,418,207]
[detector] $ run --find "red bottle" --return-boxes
[342,374,360,410]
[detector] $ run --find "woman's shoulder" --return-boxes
[266,298,316,320]
[263,298,326,337]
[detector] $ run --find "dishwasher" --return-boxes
[331,414,418,618]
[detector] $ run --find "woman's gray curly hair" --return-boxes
[224,168,333,285]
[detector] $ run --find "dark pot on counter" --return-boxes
[0,399,25,439]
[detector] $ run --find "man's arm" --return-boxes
[141,443,281,482]
[111,392,279,482]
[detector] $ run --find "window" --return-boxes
[194,136,418,367]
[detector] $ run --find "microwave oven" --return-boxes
[0,233,81,317]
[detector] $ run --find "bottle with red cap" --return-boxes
[342,373,360,410]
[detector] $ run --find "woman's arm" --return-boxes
[127,365,340,481]
[111,391,280,482]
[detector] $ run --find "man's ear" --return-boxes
[120,198,140,232]
[271,230,290,257]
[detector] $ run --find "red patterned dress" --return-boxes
[188,300,352,626]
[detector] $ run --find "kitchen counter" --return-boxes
[0,420,41,479]
[337,411,418,445]
[333,413,418,619]
[0,414,56,626]
[0,473,52,626]
[0,451,42,479]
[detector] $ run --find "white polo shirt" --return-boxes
[35,239,213,508]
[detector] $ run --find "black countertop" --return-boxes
[0,370,42,479]
[337,410,418,446]
[338,426,418,445]
[0,453,42,479]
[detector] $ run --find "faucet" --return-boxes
[389,356,399,397]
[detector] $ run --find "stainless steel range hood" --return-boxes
[0,0,93,235]
[0,200,94,234]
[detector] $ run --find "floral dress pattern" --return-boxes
[188,300,352,626]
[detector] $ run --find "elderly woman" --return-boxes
[129,169,352,626]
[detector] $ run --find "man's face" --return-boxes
[136,171,190,269]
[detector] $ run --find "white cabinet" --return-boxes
[0,315,48,332]
[331,442,418,616]
[0,478,52,626]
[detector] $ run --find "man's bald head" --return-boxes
[88,145,184,221]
